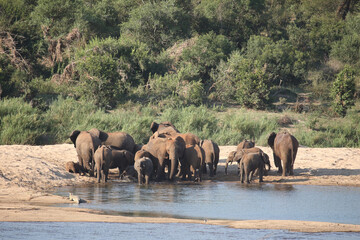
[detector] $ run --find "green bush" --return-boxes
[331,66,356,116]
[211,51,270,109]
[121,0,191,53]
[244,35,307,86]
[0,98,48,144]
[180,32,234,82]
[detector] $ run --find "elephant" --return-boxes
[134,157,153,185]
[236,139,255,151]
[65,161,85,174]
[142,135,185,181]
[108,148,135,178]
[225,147,270,175]
[94,145,113,183]
[224,151,237,175]
[150,132,200,146]
[200,139,220,177]
[150,121,179,135]
[70,130,101,174]
[268,131,299,176]
[182,144,205,182]
[120,165,138,182]
[240,152,270,184]
[88,128,137,154]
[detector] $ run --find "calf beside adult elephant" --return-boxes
[240,152,270,184]
[268,131,299,176]
[134,157,153,185]
[94,145,113,183]
[226,147,270,176]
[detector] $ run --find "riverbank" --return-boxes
[0,144,359,232]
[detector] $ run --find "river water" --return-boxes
[54,181,360,224]
[2,182,360,239]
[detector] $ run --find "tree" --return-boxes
[120,0,191,53]
[331,66,356,116]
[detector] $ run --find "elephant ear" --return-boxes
[267,132,277,149]
[70,130,81,147]
[89,128,107,142]
[150,121,159,133]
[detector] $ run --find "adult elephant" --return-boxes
[151,132,200,146]
[150,121,179,135]
[181,144,205,182]
[70,130,101,174]
[200,139,220,177]
[267,132,299,176]
[89,128,137,154]
[236,139,255,151]
[108,148,135,178]
[142,136,186,181]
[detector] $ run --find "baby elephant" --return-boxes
[65,161,85,175]
[94,145,113,183]
[134,157,153,185]
[240,152,270,184]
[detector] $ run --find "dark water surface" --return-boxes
[54,182,360,225]
[1,222,359,240]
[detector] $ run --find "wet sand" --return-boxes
[0,144,359,232]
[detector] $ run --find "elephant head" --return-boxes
[165,136,185,180]
[69,130,81,147]
[260,152,271,173]
[225,151,237,175]
[89,128,109,142]
[150,121,179,134]
[267,132,277,149]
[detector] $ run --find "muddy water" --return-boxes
[1,222,359,240]
[54,182,360,225]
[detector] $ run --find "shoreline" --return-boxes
[0,144,360,232]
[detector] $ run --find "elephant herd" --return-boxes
[65,121,299,185]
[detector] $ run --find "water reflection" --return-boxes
[55,182,360,224]
[2,222,359,240]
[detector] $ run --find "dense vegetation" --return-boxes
[1,0,359,147]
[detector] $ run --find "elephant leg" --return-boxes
[214,163,218,175]
[145,175,150,185]
[282,160,287,177]
[240,164,244,183]
[259,166,264,182]
[138,173,142,185]
[249,171,254,181]
[208,163,214,177]
[156,159,165,181]
[202,163,207,174]
[245,169,250,184]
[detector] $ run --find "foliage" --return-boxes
[244,35,307,86]
[121,0,191,53]
[211,51,270,109]
[180,32,234,82]
[331,66,356,116]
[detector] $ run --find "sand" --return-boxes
[0,144,359,232]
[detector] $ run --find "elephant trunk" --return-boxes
[168,151,178,181]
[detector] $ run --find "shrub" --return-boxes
[211,51,270,109]
[0,98,48,144]
[331,66,356,116]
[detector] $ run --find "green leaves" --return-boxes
[331,66,356,116]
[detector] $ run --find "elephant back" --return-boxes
[236,140,255,151]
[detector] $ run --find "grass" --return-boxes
[0,97,359,147]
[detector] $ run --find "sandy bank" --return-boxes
[0,144,359,232]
